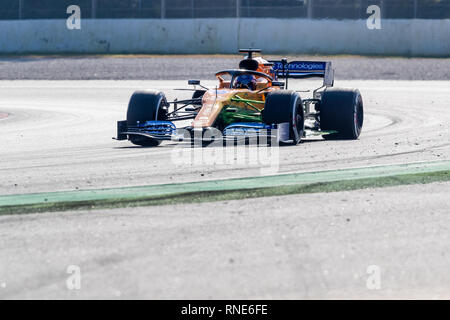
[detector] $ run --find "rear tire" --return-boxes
[320,88,363,140]
[263,90,304,145]
[126,90,168,147]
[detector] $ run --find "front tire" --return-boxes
[127,90,167,147]
[263,91,304,145]
[320,88,364,140]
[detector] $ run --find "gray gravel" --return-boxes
[0,55,449,80]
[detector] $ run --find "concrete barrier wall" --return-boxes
[0,18,449,56]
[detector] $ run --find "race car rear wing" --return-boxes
[270,60,334,87]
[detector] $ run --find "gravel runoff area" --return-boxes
[0,55,449,80]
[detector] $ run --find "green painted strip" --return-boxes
[1,160,449,208]
[2,170,449,216]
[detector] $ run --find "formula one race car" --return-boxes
[116,49,363,146]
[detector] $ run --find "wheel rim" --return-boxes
[354,98,364,136]
[292,103,303,144]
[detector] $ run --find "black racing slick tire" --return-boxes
[320,88,364,140]
[126,90,168,147]
[263,90,304,145]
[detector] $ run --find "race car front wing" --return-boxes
[116,120,283,143]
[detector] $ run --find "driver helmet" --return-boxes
[235,74,256,90]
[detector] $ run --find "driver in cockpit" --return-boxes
[234,74,257,91]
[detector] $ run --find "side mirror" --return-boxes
[188,80,200,86]
[281,58,288,65]
[225,107,238,113]
[272,81,285,87]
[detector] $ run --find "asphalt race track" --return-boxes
[1,79,449,195]
[1,182,450,299]
[0,76,449,298]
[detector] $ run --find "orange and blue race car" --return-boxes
[115,49,364,146]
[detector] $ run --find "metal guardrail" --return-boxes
[1,0,449,20]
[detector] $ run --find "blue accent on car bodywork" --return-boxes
[124,120,176,139]
[272,61,326,73]
[270,61,331,80]
[223,122,274,137]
